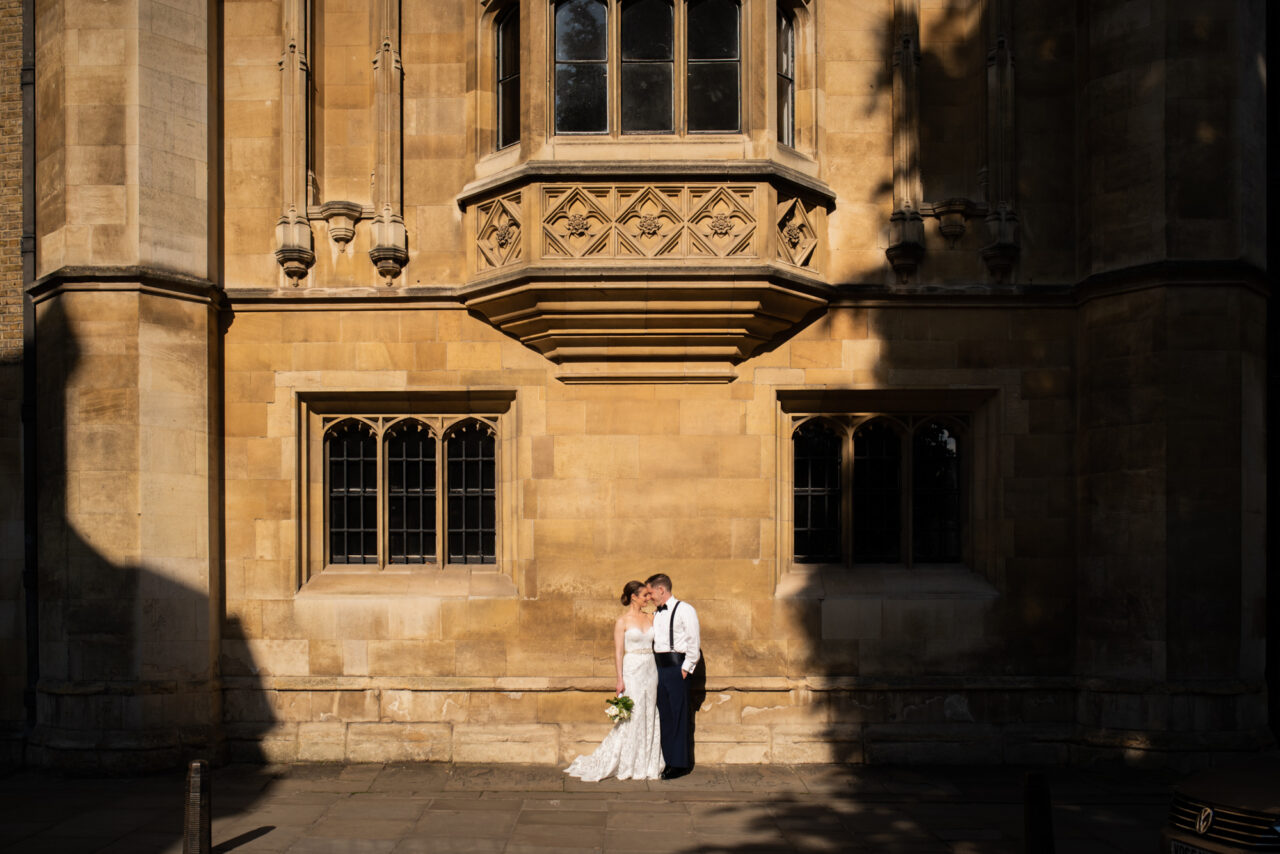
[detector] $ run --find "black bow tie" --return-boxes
[656,604,668,612]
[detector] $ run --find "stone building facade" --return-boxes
[1,0,1269,768]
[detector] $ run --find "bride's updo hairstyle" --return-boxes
[620,580,646,606]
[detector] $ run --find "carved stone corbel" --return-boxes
[981,2,1019,281]
[887,0,924,283]
[369,0,408,283]
[276,0,315,282]
[320,201,363,248]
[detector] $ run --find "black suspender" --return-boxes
[668,600,680,650]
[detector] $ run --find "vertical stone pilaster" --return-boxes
[886,0,924,283]
[275,0,315,282]
[369,0,408,283]
[29,0,223,769]
[980,0,1018,282]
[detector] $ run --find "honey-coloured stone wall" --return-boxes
[16,0,1270,768]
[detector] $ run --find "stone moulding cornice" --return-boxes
[458,264,833,365]
[456,159,836,210]
[28,265,226,307]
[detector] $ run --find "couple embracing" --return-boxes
[565,573,701,782]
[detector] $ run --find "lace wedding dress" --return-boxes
[565,626,664,781]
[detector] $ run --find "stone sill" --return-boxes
[777,564,1000,600]
[458,158,834,209]
[297,568,517,599]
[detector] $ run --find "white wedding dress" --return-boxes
[564,626,664,781]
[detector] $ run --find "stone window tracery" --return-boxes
[320,415,500,569]
[791,414,968,568]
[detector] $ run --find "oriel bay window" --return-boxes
[792,415,968,567]
[553,0,741,135]
[324,416,497,567]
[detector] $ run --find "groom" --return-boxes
[646,573,700,780]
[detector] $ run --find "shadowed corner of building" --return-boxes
[0,292,280,850]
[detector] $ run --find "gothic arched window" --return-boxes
[446,420,498,564]
[793,419,842,563]
[852,419,904,564]
[327,420,378,565]
[387,420,436,564]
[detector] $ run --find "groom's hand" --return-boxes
[681,671,688,679]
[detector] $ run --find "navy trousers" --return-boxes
[655,663,691,769]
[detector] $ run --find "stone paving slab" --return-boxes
[0,762,1178,853]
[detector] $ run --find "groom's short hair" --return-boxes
[645,573,672,591]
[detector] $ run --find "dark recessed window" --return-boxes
[793,419,842,563]
[792,415,968,567]
[387,420,436,564]
[777,7,795,146]
[686,0,739,132]
[321,415,501,568]
[327,420,378,564]
[555,0,609,133]
[446,420,497,565]
[852,419,902,564]
[496,6,521,148]
[621,0,674,133]
[553,0,740,136]
[912,420,963,563]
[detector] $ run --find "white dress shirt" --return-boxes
[652,596,700,674]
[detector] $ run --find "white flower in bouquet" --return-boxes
[605,695,634,723]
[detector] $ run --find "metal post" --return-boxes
[183,759,212,854]
[1023,770,1055,854]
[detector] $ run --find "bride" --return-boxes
[565,580,664,781]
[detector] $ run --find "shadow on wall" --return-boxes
[9,296,280,848]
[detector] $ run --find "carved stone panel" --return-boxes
[776,196,818,268]
[459,170,832,365]
[531,183,760,263]
[476,192,522,269]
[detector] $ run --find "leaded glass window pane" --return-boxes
[387,420,436,564]
[446,421,496,564]
[793,420,841,563]
[853,420,902,563]
[555,0,608,133]
[327,420,377,564]
[912,421,962,563]
[621,0,673,132]
[686,0,739,132]
[777,9,795,146]
[497,7,521,149]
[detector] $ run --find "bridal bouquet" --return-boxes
[605,695,634,723]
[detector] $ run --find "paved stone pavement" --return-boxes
[0,762,1177,853]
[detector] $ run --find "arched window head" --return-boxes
[496,6,521,149]
[852,419,902,564]
[793,419,841,563]
[326,420,377,565]
[446,420,497,564]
